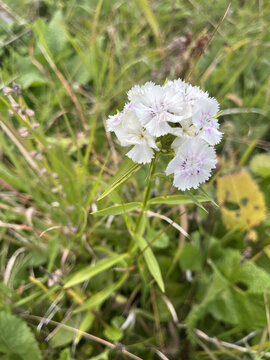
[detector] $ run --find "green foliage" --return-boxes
[74,272,128,313]
[0,0,270,359]
[91,202,141,216]
[64,253,127,288]
[58,349,71,360]
[179,243,202,271]
[49,316,77,348]
[250,154,270,178]
[133,234,165,292]
[97,158,142,201]
[0,312,41,360]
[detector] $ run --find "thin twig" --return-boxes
[0,0,27,25]
[0,28,30,47]
[236,330,259,345]
[21,313,143,360]
[195,329,270,357]
[147,210,189,238]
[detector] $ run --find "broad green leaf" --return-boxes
[58,349,71,360]
[104,325,123,341]
[74,273,128,313]
[64,253,127,288]
[97,158,142,200]
[179,243,202,271]
[148,194,208,206]
[90,349,110,360]
[250,153,270,178]
[134,234,165,292]
[19,72,47,88]
[50,316,77,348]
[46,11,68,55]
[209,288,267,328]
[75,311,97,344]
[230,260,270,294]
[0,312,41,360]
[147,227,169,249]
[91,202,141,216]
[16,56,46,88]
[186,270,227,333]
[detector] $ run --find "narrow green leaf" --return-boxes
[64,253,127,288]
[91,202,141,216]
[185,191,208,213]
[148,194,208,206]
[75,311,96,344]
[74,273,128,313]
[138,0,161,42]
[199,187,219,208]
[97,158,142,201]
[134,234,165,292]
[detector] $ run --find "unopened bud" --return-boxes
[31,122,39,129]
[18,127,29,138]
[40,168,47,175]
[3,87,13,96]
[12,82,21,97]
[12,103,21,112]
[26,109,35,118]
[35,152,43,161]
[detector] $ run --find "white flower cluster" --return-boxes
[106,79,222,191]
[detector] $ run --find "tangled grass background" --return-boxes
[0,1,270,359]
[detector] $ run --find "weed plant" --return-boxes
[0,1,270,359]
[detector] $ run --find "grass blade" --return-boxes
[133,234,164,293]
[91,202,141,216]
[64,253,127,288]
[97,158,142,201]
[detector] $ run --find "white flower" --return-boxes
[127,81,155,101]
[171,119,198,151]
[166,138,217,191]
[106,78,222,173]
[106,101,134,132]
[133,85,183,137]
[192,98,222,146]
[106,112,123,132]
[165,79,208,120]
[111,110,158,164]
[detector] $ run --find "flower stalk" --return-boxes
[134,154,158,236]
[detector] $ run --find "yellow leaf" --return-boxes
[217,170,266,230]
[247,229,258,242]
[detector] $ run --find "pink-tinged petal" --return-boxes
[200,127,223,146]
[166,138,217,191]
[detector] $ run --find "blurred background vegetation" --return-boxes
[0,0,270,359]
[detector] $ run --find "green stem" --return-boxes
[134,154,158,235]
